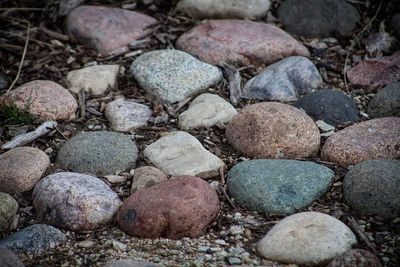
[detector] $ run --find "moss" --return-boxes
[0,95,37,126]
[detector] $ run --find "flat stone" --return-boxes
[7,80,78,121]
[143,131,225,176]
[257,212,357,265]
[294,90,359,127]
[0,193,18,232]
[0,147,50,194]
[131,166,168,193]
[176,20,310,66]
[67,65,122,95]
[227,159,334,215]
[367,82,400,118]
[33,172,122,231]
[57,131,138,175]
[343,160,400,219]
[117,176,219,239]
[226,102,320,159]
[243,56,322,101]
[131,50,222,104]
[178,93,237,129]
[176,0,271,20]
[105,98,152,132]
[391,13,400,36]
[327,249,382,267]
[321,117,400,167]
[66,6,157,55]
[278,0,360,38]
[0,249,25,267]
[104,259,162,267]
[0,224,66,253]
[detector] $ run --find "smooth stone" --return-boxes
[278,0,360,38]
[33,172,122,231]
[176,20,310,66]
[104,259,162,267]
[131,50,222,104]
[257,212,357,265]
[321,117,400,167]
[294,90,359,127]
[66,6,157,55]
[7,80,78,121]
[143,131,225,176]
[117,176,219,239]
[0,224,66,253]
[67,65,122,95]
[0,147,50,194]
[225,102,320,158]
[227,159,334,215]
[105,98,152,132]
[343,160,400,219]
[57,131,138,175]
[131,166,168,193]
[327,249,382,267]
[176,0,271,20]
[243,56,323,101]
[178,93,238,129]
[391,13,400,36]
[0,193,19,232]
[367,82,400,118]
[0,249,25,267]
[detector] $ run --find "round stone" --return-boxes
[33,172,122,231]
[391,13,400,36]
[327,249,382,267]
[131,166,168,193]
[57,131,138,175]
[0,249,25,267]
[0,193,18,232]
[367,82,400,118]
[225,102,320,158]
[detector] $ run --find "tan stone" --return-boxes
[131,166,168,193]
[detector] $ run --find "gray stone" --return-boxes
[131,50,222,104]
[227,160,334,215]
[391,13,400,36]
[0,193,18,232]
[343,160,400,219]
[57,131,138,175]
[131,166,168,193]
[104,259,162,267]
[0,224,66,253]
[367,82,400,118]
[243,56,322,102]
[0,249,25,267]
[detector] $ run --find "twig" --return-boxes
[218,185,236,209]
[78,90,86,120]
[0,8,44,11]
[347,216,377,254]
[219,165,226,185]
[39,22,69,41]
[218,62,242,106]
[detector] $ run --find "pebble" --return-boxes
[131,50,222,104]
[33,172,122,231]
[0,147,50,194]
[78,240,96,248]
[176,19,309,66]
[104,259,162,267]
[229,225,245,236]
[367,82,400,118]
[0,248,25,267]
[112,240,127,251]
[131,166,168,193]
[227,257,242,265]
[0,193,18,232]
[327,249,383,267]
[104,174,128,184]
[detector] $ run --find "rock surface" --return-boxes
[131,50,222,104]
[57,131,138,175]
[0,193,18,232]
[0,249,25,267]
[327,249,382,267]
[367,82,400,118]
[321,117,400,167]
[226,102,320,158]
[0,147,50,194]
[391,13,400,36]
[257,212,357,265]
[104,259,162,267]
[131,166,168,193]
[176,20,310,66]
[243,56,322,101]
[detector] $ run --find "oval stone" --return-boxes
[0,249,25,267]
[367,82,400,118]
[327,249,382,267]
[131,166,168,193]
[0,193,18,232]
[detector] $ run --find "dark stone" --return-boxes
[367,82,400,118]
[0,249,25,267]
[327,249,382,267]
[391,13,400,36]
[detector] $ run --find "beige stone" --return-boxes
[131,166,168,193]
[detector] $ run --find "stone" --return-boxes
[105,98,152,132]
[346,52,400,92]
[257,212,357,265]
[131,50,222,104]
[0,249,25,267]
[67,65,122,95]
[321,117,400,167]
[327,249,382,267]
[104,259,162,267]
[7,80,78,121]
[178,93,237,129]
[0,224,66,253]
[57,131,138,175]
[117,176,219,239]
[176,20,310,66]
[143,131,225,176]
[278,0,360,38]
[0,147,50,194]
[294,90,359,127]
[367,82,400,118]
[243,56,323,101]
[33,172,122,231]
[391,13,400,36]
[131,166,168,193]
[343,160,400,219]
[77,240,96,248]
[0,193,18,232]
[66,6,157,55]
[176,0,271,20]
[225,102,320,159]
[227,159,334,215]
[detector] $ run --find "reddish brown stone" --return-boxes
[66,6,157,55]
[117,176,219,239]
[327,249,382,267]
[176,20,310,66]
[321,117,400,167]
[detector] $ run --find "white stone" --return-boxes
[257,212,357,265]
[143,131,225,176]
[178,93,238,129]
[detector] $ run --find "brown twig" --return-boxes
[219,165,226,185]
[218,62,242,106]
[218,185,236,209]
[39,22,70,42]
[347,216,377,254]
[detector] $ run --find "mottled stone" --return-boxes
[104,259,162,267]
[367,82,400,118]
[327,249,382,267]
[131,166,168,193]
[0,249,25,267]
[0,193,18,232]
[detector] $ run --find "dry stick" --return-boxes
[219,165,226,185]
[0,8,44,11]
[218,185,236,209]
[218,62,242,106]
[347,216,377,254]
[78,90,86,120]
[39,22,69,42]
